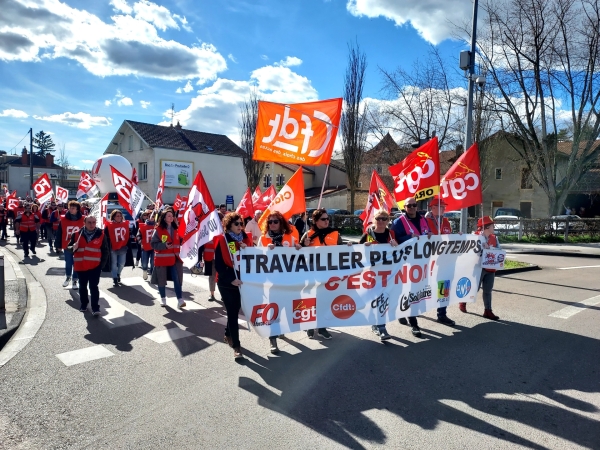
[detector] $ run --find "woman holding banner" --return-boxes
[300,208,342,340]
[358,209,398,341]
[105,209,130,287]
[214,212,253,360]
[259,211,302,354]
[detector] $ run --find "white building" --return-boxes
[103,120,248,207]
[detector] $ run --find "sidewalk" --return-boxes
[0,246,28,349]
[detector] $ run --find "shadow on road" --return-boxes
[239,321,600,449]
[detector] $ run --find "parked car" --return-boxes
[444,210,462,220]
[354,209,364,216]
[494,208,522,218]
[326,209,352,216]
[493,215,520,234]
[550,215,584,232]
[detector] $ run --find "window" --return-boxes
[495,168,502,180]
[357,182,363,188]
[263,174,272,188]
[376,166,382,174]
[276,174,285,186]
[138,162,148,181]
[128,135,133,151]
[521,167,533,189]
[139,139,143,150]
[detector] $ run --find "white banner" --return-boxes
[481,248,506,270]
[179,210,223,268]
[240,234,484,337]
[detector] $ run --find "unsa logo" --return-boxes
[456,277,472,298]
[331,295,356,320]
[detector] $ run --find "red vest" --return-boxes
[105,220,130,251]
[215,233,253,268]
[51,210,61,231]
[154,227,181,266]
[61,214,85,249]
[137,223,154,252]
[203,240,215,262]
[19,213,37,232]
[426,217,452,235]
[73,230,104,271]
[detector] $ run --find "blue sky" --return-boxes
[0,0,471,170]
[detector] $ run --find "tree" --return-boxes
[341,41,368,212]
[239,90,265,191]
[33,130,55,157]
[477,0,600,215]
[56,144,70,184]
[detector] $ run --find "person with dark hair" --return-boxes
[105,209,130,287]
[219,204,227,215]
[15,203,40,259]
[55,200,85,288]
[214,212,253,360]
[294,212,307,237]
[136,210,155,281]
[42,201,56,251]
[0,203,7,240]
[50,203,64,254]
[151,209,185,308]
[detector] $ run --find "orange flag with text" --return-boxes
[257,167,306,230]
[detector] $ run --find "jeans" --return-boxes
[78,266,102,312]
[64,250,78,280]
[141,250,154,273]
[111,250,126,278]
[157,265,183,299]
[46,225,55,248]
[218,284,241,348]
[479,269,495,310]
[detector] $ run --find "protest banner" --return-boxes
[240,234,484,337]
[440,143,482,211]
[481,248,506,270]
[253,98,342,166]
[32,173,53,204]
[89,194,108,229]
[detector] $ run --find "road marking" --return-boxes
[144,327,195,344]
[557,265,600,270]
[119,277,206,310]
[97,290,146,328]
[211,316,248,329]
[56,345,114,366]
[549,295,600,319]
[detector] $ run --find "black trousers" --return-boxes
[218,284,241,348]
[78,265,102,312]
[20,232,37,255]
[0,223,6,239]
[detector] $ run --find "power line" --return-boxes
[6,130,31,155]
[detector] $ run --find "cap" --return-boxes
[429,195,447,206]
[477,216,494,228]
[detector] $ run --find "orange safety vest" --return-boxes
[426,217,452,235]
[154,227,181,266]
[307,230,339,247]
[18,213,37,232]
[61,214,85,249]
[259,233,297,247]
[215,233,253,268]
[73,230,104,272]
[137,223,154,252]
[105,220,130,251]
[203,240,215,262]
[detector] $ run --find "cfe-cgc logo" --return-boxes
[370,293,390,317]
[400,286,432,311]
[331,295,356,319]
[456,277,472,299]
[437,280,450,303]
[292,298,317,324]
[250,303,280,326]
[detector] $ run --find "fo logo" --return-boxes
[437,280,450,299]
[456,277,472,299]
[250,303,279,326]
[292,298,316,324]
[331,295,356,320]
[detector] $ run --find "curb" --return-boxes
[497,265,541,276]
[0,247,28,350]
[0,247,47,368]
[505,249,600,258]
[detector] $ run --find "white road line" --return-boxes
[557,265,600,270]
[211,316,248,329]
[97,290,145,328]
[549,295,600,319]
[119,277,206,311]
[56,345,114,366]
[144,328,195,344]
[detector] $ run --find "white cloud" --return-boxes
[261,54,269,60]
[104,100,112,106]
[0,109,29,118]
[173,14,192,32]
[176,80,194,93]
[276,56,302,67]
[228,53,237,63]
[0,0,226,83]
[346,0,470,44]
[33,112,111,129]
[117,96,133,106]
[81,159,95,164]
[140,100,151,108]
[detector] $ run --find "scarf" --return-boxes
[82,227,96,242]
[228,230,244,242]
[268,230,284,247]
[310,227,337,245]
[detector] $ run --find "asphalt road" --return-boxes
[0,239,599,450]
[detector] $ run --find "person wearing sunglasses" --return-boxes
[391,196,432,337]
[214,212,253,360]
[359,209,398,341]
[258,211,302,354]
[300,208,342,340]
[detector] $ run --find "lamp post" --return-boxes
[29,128,33,198]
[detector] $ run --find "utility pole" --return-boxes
[29,128,33,198]
[460,0,479,233]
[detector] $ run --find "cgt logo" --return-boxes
[437,280,450,303]
[250,303,279,326]
[292,298,316,324]
[456,277,472,299]
[331,295,356,320]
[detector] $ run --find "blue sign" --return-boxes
[456,277,472,299]
[226,195,234,205]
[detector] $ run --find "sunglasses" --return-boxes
[375,217,389,221]
[268,220,280,225]
[318,217,330,221]
[405,204,418,208]
[232,221,243,226]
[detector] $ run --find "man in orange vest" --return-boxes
[14,203,40,259]
[68,216,109,315]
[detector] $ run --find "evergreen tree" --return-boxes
[33,131,56,157]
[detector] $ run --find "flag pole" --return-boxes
[316,164,329,210]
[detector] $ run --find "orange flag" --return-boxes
[440,143,482,211]
[388,137,440,208]
[253,98,342,166]
[257,167,306,229]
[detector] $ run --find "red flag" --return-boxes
[7,190,19,211]
[359,194,382,232]
[236,188,255,219]
[257,167,306,229]
[177,196,188,219]
[173,194,182,210]
[109,165,144,217]
[388,137,440,208]
[132,168,139,185]
[359,170,394,232]
[254,185,276,211]
[155,171,165,209]
[440,143,482,211]
[252,186,261,203]
[32,173,53,204]
[77,171,99,198]
[55,185,69,204]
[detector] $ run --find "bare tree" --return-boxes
[477,0,600,215]
[239,90,265,191]
[341,41,369,212]
[56,143,70,185]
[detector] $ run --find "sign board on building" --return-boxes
[226,195,234,205]
[160,160,194,188]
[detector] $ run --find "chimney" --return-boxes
[46,153,54,167]
[21,146,28,165]
[174,121,182,130]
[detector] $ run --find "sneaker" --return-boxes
[62,277,71,287]
[142,271,148,281]
[437,315,455,326]
[379,328,391,341]
[177,298,186,308]
[72,280,78,290]
[233,347,243,360]
[160,297,167,307]
[208,295,216,302]
[49,246,54,252]
[306,329,315,339]
[317,328,332,340]
[92,310,100,317]
[23,254,29,259]
[483,309,499,321]
[113,278,119,287]
[224,335,233,347]
[459,302,467,313]
[371,325,381,336]
[398,317,408,325]
[411,326,422,338]
[79,306,87,312]
[269,337,279,354]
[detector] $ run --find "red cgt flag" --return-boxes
[254,185,276,211]
[236,188,255,219]
[440,143,482,211]
[388,137,440,208]
[257,167,306,230]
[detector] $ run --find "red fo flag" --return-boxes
[178,171,223,268]
[252,186,261,203]
[236,188,255,219]
[132,168,139,185]
[177,196,188,219]
[55,184,69,204]
[388,137,440,208]
[359,170,394,232]
[254,185,276,211]
[7,191,19,211]
[440,143,482,211]
[155,171,165,210]
[32,173,54,204]
[109,165,144,217]
[77,171,99,198]
[173,194,182,211]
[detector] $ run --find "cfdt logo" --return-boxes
[456,277,472,299]
[292,298,317,324]
[331,295,356,320]
[437,280,450,302]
